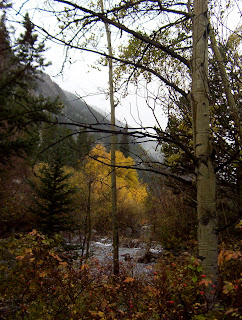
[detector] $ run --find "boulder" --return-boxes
[124,227,133,237]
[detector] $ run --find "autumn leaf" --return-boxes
[223,281,236,294]
[25,248,33,255]
[80,264,89,271]
[123,277,135,283]
[29,229,37,236]
[16,255,24,260]
[90,311,105,318]
[198,279,212,287]
[39,271,47,278]
[58,261,68,269]
[218,249,242,265]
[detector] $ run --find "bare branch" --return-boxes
[34,23,189,97]
[88,155,192,186]
[53,0,190,67]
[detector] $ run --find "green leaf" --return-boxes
[188,264,196,271]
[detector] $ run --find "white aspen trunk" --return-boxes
[192,0,218,292]
[100,0,119,275]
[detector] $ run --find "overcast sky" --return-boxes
[10,0,241,130]
[10,0,174,130]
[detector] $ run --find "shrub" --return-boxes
[0,230,241,319]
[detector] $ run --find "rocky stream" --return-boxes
[74,237,165,275]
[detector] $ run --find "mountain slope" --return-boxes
[35,73,148,159]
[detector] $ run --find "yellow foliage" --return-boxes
[123,277,135,283]
[69,144,147,229]
[167,152,182,165]
[218,249,242,266]
[75,144,147,204]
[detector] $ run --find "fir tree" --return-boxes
[0,12,59,165]
[38,124,94,168]
[38,122,77,167]
[29,156,76,236]
[74,131,93,165]
[0,12,12,71]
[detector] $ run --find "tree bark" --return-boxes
[100,0,119,275]
[192,0,218,292]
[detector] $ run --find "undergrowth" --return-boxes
[0,230,241,319]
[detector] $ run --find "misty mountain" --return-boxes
[35,73,107,125]
[35,72,162,164]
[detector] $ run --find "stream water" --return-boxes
[84,238,164,275]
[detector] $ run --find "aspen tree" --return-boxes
[192,0,218,300]
[100,0,119,275]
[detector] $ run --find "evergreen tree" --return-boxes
[29,156,76,236]
[38,122,77,167]
[0,12,12,71]
[37,123,94,168]
[74,131,93,165]
[0,12,59,165]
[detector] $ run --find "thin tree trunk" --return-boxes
[100,0,119,275]
[85,180,92,260]
[209,26,242,141]
[210,24,242,240]
[81,213,88,258]
[192,0,218,300]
